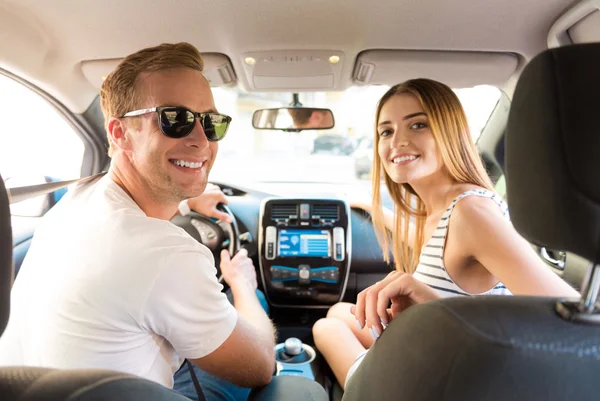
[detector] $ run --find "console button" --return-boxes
[333,227,345,261]
[270,267,282,280]
[300,204,310,220]
[271,266,299,282]
[267,243,274,258]
[310,267,339,283]
[298,264,311,285]
[265,226,277,260]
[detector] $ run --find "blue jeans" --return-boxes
[173,289,270,401]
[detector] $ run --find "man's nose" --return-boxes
[184,118,209,148]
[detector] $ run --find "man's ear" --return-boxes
[107,117,132,151]
[309,111,322,126]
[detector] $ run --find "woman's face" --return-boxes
[377,94,444,185]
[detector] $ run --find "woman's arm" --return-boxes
[453,196,579,298]
[349,198,397,233]
[349,198,395,233]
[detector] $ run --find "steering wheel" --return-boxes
[171,203,241,282]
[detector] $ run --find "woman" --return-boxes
[312,79,578,389]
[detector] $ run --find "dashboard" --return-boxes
[258,198,351,308]
[217,182,392,308]
[9,178,590,310]
[212,180,591,307]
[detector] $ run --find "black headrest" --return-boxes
[506,44,600,264]
[0,175,13,335]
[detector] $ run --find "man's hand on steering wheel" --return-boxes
[187,183,233,223]
[177,183,243,284]
[220,248,258,291]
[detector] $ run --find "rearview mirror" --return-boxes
[252,107,335,131]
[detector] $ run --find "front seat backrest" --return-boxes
[506,43,600,263]
[0,174,12,335]
[342,43,600,401]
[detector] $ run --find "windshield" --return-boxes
[210,85,500,186]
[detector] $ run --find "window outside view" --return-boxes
[0,74,84,182]
[210,85,500,186]
[0,72,500,189]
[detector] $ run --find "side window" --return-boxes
[0,74,84,216]
[0,74,84,183]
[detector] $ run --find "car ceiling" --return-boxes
[0,0,577,114]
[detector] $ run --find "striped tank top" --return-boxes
[345,189,512,388]
[413,188,512,297]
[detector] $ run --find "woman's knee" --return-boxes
[312,317,347,347]
[326,302,354,320]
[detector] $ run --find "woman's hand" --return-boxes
[351,271,440,339]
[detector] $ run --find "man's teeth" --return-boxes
[393,155,417,164]
[172,160,203,169]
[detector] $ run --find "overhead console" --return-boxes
[259,198,351,308]
[239,50,346,91]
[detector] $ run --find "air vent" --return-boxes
[312,204,339,221]
[271,204,299,220]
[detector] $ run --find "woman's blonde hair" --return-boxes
[371,79,494,273]
[100,42,204,156]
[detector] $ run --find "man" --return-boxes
[288,108,334,130]
[0,43,275,400]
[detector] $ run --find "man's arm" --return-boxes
[189,315,275,388]
[189,249,275,387]
[144,242,275,388]
[228,278,276,342]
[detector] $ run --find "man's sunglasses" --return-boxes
[121,106,232,141]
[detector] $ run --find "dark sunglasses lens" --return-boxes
[202,114,230,141]
[160,108,195,138]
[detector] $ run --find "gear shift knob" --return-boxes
[283,337,303,356]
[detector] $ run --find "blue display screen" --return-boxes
[278,229,330,257]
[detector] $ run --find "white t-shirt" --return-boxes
[0,175,237,388]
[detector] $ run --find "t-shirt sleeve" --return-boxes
[142,241,238,360]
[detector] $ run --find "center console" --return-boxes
[258,198,351,308]
[274,337,318,379]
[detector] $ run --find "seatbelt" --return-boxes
[6,172,106,204]
[6,173,209,400]
[185,360,208,401]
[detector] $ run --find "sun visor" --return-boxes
[240,50,345,91]
[548,0,600,47]
[569,11,600,43]
[353,50,519,88]
[80,53,236,89]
